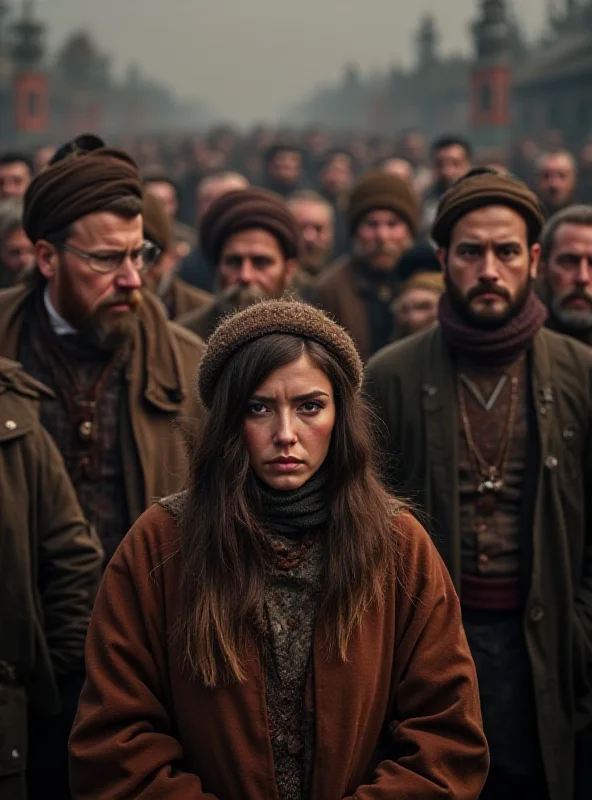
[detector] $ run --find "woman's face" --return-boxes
[243,353,336,491]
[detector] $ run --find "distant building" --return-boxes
[0,0,205,148]
[287,1,592,153]
[513,1,592,150]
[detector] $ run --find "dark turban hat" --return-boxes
[200,188,302,265]
[23,145,142,243]
[432,169,545,249]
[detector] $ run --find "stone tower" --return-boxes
[417,15,439,70]
[469,0,512,149]
[11,0,49,138]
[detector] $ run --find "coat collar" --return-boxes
[0,280,187,414]
[127,291,188,412]
[0,356,54,442]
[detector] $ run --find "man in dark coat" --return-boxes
[312,171,419,360]
[538,204,592,346]
[0,138,205,566]
[366,169,592,800]
[177,171,248,292]
[178,188,300,341]
[0,358,102,800]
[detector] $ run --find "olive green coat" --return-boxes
[0,282,205,525]
[0,359,102,800]
[365,324,592,800]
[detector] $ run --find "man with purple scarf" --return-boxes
[365,168,592,800]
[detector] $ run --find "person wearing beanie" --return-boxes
[141,192,212,321]
[312,170,419,361]
[70,299,489,800]
[0,134,205,564]
[178,187,301,340]
[366,168,592,800]
[391,242,444,340]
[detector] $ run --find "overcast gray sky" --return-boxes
[36,0,548,124]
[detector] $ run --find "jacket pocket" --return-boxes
[0,683,27,777]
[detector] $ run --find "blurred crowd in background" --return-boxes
[1,125,590,350]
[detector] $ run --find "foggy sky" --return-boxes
[36,0,548,124]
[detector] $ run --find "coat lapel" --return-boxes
[422,329,461,586]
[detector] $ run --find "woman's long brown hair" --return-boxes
[175,334,402,687]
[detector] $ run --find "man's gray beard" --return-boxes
[550,294,592,331]
[217,283,270,314]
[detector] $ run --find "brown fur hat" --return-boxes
[198,299,363,408]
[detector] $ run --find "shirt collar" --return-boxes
[43,287,77,336]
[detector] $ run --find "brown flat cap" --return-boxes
[142,192,173,253]
[432,170,545,248]
[200,187,302,265]
[347,170,420,236]
[198,299,363,408]
[23,146,142,243]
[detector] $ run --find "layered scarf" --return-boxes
[258,468,330,536]
[439,290,548,366]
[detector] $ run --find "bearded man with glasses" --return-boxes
[0,137,205,567]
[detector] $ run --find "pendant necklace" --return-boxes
[456,368,520,495]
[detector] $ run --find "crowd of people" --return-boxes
[0,124,590,800]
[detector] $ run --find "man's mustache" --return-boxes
[97,290,143,311]
[561,288,592,307]
[467,283,511,302]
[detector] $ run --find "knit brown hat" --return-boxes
[432,169,545,248]
[200,187,302,265]
[347,170,420,236]
[198,299,363,408]
[142,192,173,253]
[23,146,142,243]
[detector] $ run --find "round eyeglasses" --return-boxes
[61,240,161,274]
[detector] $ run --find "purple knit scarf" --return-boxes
[438,290,548,366]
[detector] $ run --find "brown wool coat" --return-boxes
[365,324,592,800]
[167,276,212,321]
[69,502,489,800]
[0,358,102,800]
[177,295,220,341]
[0,282,206,525]
[311,256,374,361]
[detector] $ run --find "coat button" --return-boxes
[423,384,438,398]
[4,420,16,431]
[79,420,93,440]
[530,606,544,623]
[545,455,558,470]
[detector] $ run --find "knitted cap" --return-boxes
[432,169,545,248]
[200,187,302,265]
[347,170,420,236]
[198,299,364,408]
[396,241,441,283]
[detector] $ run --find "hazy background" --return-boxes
[40,0,548,125]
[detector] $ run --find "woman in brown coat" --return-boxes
[69,300,489,799]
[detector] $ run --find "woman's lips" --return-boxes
[267,458,304,472]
